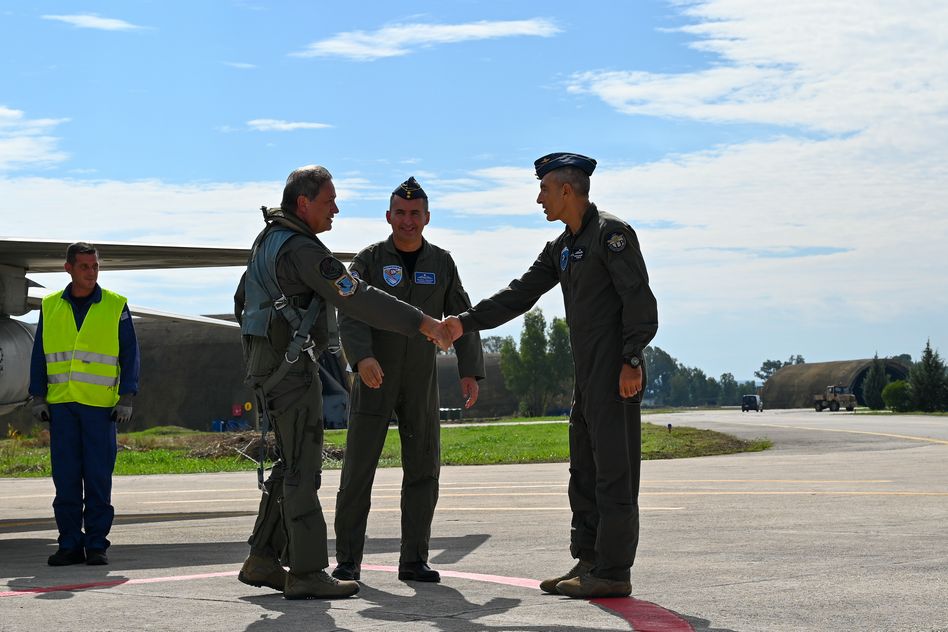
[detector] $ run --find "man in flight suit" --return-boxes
[444,153,658,598]
[332,177,485,583]
[234,165,451,600]
[30,242,139,567]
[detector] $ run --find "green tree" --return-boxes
[909,340,948,412]
[668,372,691,406]
[882,380,913,412]
[755,355,806,381]
[754,359,786,382]
[498,309,574,416]
[862,353,888,410]
[738,380,759,398]
[718,373,740,406]
[546,317,574,410]
[481,335,509,354]
[643,346,677,404]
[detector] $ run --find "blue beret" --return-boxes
[534,152,597,179]
[392,176,427,200]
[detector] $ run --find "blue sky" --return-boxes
[3,1,946,381]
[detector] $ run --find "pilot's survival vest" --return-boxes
[240,226,301,338]
[42,288,126,408]
[240,225,324,388]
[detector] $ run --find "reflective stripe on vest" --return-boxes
[41,288,126,407]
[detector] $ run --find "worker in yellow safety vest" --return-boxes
[29,242,140,567]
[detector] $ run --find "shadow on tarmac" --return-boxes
[1,534,493,592]
[680,613,740,632]
[238,582,631,632]
[0,511,257,534]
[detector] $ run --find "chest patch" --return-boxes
[414,271,436,285]
[606,231,628,253]
[383,265,403,286]
[570,247,585,262]
[560,246,570,271]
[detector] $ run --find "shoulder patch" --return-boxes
[319,256,345,280]
[605,231,628,253]
[334,274,357,297]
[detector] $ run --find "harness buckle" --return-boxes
[273,295,288,310]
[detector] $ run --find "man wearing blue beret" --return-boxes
[444,152,658,598]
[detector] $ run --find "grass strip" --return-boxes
[1,420,769,478]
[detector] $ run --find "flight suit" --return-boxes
[335,236,484,566]
[237,213,425,575]
[458,203,658,580]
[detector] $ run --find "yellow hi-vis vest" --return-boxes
[42,288,126,408]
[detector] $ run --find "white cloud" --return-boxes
[552,0,948,368]
[223,62,257,70]
[292,18,560,61]
[568,1,948,133]
[246,119,332,132]
[0,106,69,170]
[41,14,143,31]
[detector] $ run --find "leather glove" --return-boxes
[111,394,134,423]
[32,396,50,422]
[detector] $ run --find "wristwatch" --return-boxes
[624,355,641,368]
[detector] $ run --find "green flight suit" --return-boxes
[457,203,658,581]
[236,213,426,575]
[334,236,485,566]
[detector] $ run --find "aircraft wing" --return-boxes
[2,237,355,319]
[0,237,355,272]
[0,238,251,272]
[26,288,239,328]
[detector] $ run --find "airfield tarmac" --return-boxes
[1,409,946,632]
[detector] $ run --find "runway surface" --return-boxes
[2,409,946,631]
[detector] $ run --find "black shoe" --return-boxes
[85,549,109,566]
[398,561,440,583]
[331,562,360,581]
[48,548,86,566]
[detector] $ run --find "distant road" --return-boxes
[654,407,948,450]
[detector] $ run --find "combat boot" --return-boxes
[238,552,287,592]
[555,573,632,599]
[284,570,359,599]
[539,559,594,594]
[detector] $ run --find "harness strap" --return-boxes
[254,295,323,490]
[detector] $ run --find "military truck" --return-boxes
[814,385,856,412]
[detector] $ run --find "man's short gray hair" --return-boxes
[281,165,333,213]
[550,166,590,198]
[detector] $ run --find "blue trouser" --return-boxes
[49,402,117,551]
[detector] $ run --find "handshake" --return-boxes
[419,315,464,351]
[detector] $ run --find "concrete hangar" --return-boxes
[761,358,910,409]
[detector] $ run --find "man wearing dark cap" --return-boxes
[234,166,453,600]
[444,153,658,598]
[332,176,485,584]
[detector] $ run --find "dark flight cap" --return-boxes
[534,152,597,179]
[392,176,428,200]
